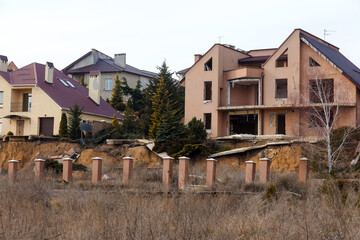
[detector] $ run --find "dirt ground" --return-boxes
[0,138,303,172]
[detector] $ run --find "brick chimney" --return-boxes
[114,53,126,68]
[45,62,54,84]
[194,54,202,63]
[89,70,101,105]
[0,55,8,72]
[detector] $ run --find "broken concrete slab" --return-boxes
[209,141,291,158]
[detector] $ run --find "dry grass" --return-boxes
[0,166,359,239]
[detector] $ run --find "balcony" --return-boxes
[11,102,31,112]
[224,67,263,81]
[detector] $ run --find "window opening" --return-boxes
[58,78,69,87]
[66,80,75,88]
[204,58,213,71]
[105,78,113,90]
[309,79,334,103]
[309,57,320,67]
[275,79,288,99]
[275,49,288,67]
[0,91,3,108]
[204,81,212,101]
[204,113,212,130]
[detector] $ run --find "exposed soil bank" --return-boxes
[0,137,305,172]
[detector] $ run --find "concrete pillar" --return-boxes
[299,157,310,182]
[162,156,174,186]
[62,158,73,182]
[34,158,45,181]
[178,156,190,188]
[206,158,217,187]
[245,161,256,183]
[8,160,19,182]
[92,157,103,183]
[123,156,134,183]
[259,158,271,183]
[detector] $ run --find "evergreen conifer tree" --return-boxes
[59,112,68,137]
[111,113,121,131]
[185,117,207,144]
[145,61,184,137]
[154,103,185,153]
[149,76,172,138]
[68,104,82,139]
[110,72,126,111]
[122,100,139,136]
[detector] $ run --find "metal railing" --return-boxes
[10,102,31,112]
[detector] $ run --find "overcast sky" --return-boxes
[0,0,359,75]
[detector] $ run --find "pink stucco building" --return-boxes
[182,29,360,137]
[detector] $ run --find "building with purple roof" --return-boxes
[0,59,122,136]
[62,49,157,101]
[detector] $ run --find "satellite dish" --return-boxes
[93,78,98,90]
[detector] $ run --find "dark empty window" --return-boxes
[204,81,212,101]
[276,50,288,68]
[204,58,213,71]
[204,113,212,130]
[309,109,334,128]
[309,79,334,103]
[275,79,287,99]
[309,57,320,67]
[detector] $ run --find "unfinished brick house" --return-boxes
[183,29,360,137]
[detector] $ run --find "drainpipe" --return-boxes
[260,72,264,135]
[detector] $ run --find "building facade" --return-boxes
[62,49,157,101]
[0,58,120,136]
[184,29,360,137]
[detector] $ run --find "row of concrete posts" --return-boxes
[6,156,310,186]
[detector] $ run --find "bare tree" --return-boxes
[301,68,356,173]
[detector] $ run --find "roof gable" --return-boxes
[300,33,360,88]
[63,49,156,78]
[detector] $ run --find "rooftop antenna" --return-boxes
[324,29,336,40]
[218,36,224,43]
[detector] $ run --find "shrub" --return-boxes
[89,127,122,145]
[7,131,14,136]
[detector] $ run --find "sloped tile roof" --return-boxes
[63,49,156,78]
[0,63,122,119]
[301,33,360,87]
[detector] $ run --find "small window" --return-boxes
[309,57,320,67]
[204,113,212,130]
[58,78,69,87]
[204,58,213,71]
[105,78,113,90]
[204,81,212,101]
[309,79,334,103]
[276,49,288,68]
[275,79,287,99]
[0,91,3,108]
[66,80,75,88]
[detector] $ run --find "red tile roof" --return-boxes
[0,63,122,119]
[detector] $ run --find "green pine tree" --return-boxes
[59,112,68,137]
[149,76,172,138]
[185,117,207,144]
[131,80,145,112]
[144,61,184,137]
[153,103,185,154]
[122,100,140,137]
[111,113,121,131]
[110,72,126,111]
[68,104,82,139]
